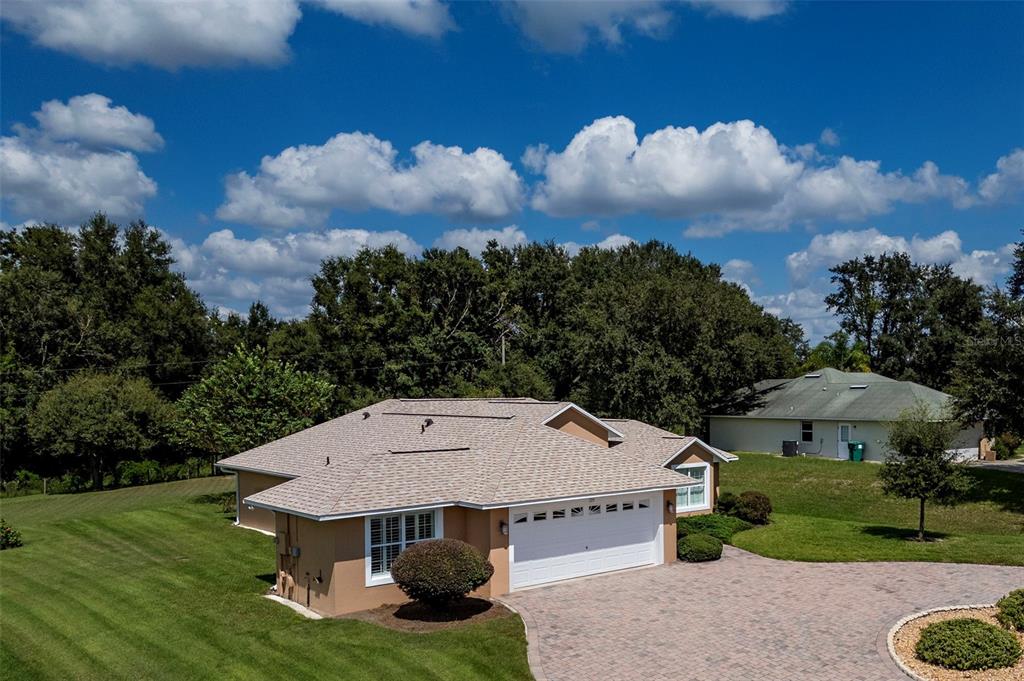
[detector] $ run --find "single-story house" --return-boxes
[706,368,984,462]
[217,397,735,617]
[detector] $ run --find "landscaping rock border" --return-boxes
[888,604,1023,681]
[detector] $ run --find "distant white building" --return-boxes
[706,368,984,462]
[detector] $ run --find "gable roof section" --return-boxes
[218,398,719,520]
[708,368,952,422]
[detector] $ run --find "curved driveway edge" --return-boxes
[501,546,1024,681]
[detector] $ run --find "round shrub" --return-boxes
[391,538,494,609]
[997,588,1024,632]
[0,519,23,550]
[734,490,773,525]
[677,533,723,562]
[915,617,1021,670]
[716,491,739,516]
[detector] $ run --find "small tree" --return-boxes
[28,373,171,489]
[175,344,334,462]
[879,403,973,541]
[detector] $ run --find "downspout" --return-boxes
[234,472,240,526]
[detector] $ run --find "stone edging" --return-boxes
[887,603,994,680]
[493,597,549,681]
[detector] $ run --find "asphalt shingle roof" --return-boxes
[218,398,723,519]
[709,367,952,421]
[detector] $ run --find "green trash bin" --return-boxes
[847,441,865,462]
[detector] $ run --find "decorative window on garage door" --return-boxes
[673,462,710,511]
[367,510,438,585]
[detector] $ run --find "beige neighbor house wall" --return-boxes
[664,445,719,517]
[236,471,289,532]
[275,506,510,617]
[547,409,610,447]
[709,417,984,462]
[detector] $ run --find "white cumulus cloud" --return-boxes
[528,115,994,236]
[977,148,1024,204]
[0,0,302,70]
[693,1,789,20]
[217,132,524,229]
[818,127,840,147]
[432,225,528,255]
[1,94,160,223]
[30,93,164,152]
[168,227,423,318]
[559,233,637,257]
[312,0,455,38]
[785,228,1017,287]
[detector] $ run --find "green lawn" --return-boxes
[721,452,1024,565]
[0,478,531,681]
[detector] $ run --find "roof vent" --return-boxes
[850,384,868,389]
[804,373,822,378]
[421,418,434,433]
[362,411,370,419]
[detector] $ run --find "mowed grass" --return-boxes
[0,478,531,681]
[721,453,1024,565]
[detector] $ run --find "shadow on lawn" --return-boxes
[861,526,951,542]
[256,573,276,586]
[963,469,1024,515]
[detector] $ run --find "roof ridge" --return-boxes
[480,415,531,505]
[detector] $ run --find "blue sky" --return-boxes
[2,1,1022,340]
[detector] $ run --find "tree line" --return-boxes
[1,214,1020,492]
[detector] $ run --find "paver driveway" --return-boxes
[500,547,1024,681]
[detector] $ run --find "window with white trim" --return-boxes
[674,462,710,511]
[368,510,437,580]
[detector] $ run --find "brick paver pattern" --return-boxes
[501,547,1024,681]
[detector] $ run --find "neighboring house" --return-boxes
[217,397,735,617]
[706,368,984,462]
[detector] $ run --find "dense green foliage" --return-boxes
[722,453,1024,565]
[732,490,773,525]
[391,539,495,609]
[0,477,531,680]
[880,404,973,541]
[676,513,752,543]
[799,331,871,373]
[28,373,172,489]
[825,252,985,391]
[174,345,334,459]
[997,589,1024,632]
[0,519,22,549]
[915,618,1021,671]
[676,532,723,561]
[2,216,802,489]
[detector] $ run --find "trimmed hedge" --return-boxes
[734,490,772,525]
[0,519,22,550]
[716,491,739,516]
[677,533,723,562]
[677,514,752,544]
[391,538,494,609]
[915,618,1021,671]
[997,589,1024,632]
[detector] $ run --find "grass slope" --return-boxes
[0,478,530,681]
[721,453,1024,564]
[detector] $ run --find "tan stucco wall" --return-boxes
[661,489,677,563]
[547,409,609,447]
[236,471,289,532]
[275,506,510,617]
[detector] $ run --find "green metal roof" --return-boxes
[709,368,952,422]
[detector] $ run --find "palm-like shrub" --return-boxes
[915,618,1021,670]
[391,539,494,609]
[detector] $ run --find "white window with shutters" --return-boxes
[364,509,443,586]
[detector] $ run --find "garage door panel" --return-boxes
[509,493,661,589]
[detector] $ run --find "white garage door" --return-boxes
[509,493,661,590]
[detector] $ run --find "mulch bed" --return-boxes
[340,597,516,633]
[892,606,1024,681]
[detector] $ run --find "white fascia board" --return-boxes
[215,463,298,479]
[463,484,684,510]
[542,402,626,439]
[660,438,738,466]
[243,498,455,522]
